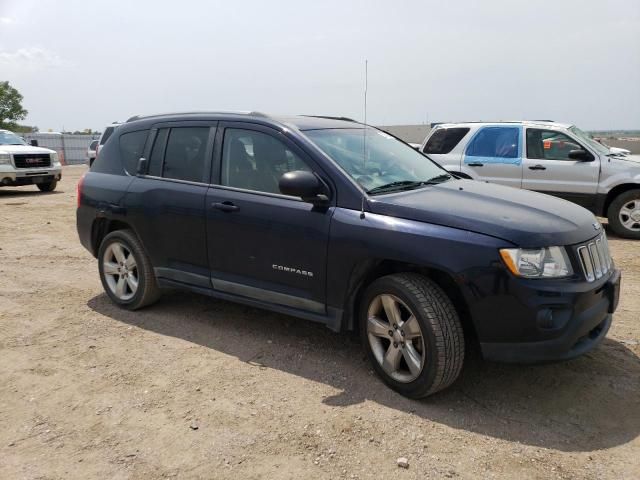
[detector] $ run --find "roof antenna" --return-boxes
[360,59,368,220]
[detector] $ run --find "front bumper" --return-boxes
[476,269,621,363]
[0,166,62,186]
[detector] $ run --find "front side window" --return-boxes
[305,128,449,194]
[526,128,583,160]
[119,130,148,174]
[221,129,310,195]
[162,127,210,182]
[466,127,519,159]
[423,127,469,154]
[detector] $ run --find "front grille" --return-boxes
[577,233,612,282]
[13,153,51,168]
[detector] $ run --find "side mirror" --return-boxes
[30,139,38,147]
[137,157,148,175]
[568,149,593,161]
[279,170,328,205]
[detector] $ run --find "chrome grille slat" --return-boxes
[13,153,51,169]
[577,233,612,282]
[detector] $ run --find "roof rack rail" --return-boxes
[302,115,359,123]
[126,110,262,122]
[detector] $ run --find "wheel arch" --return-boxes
[343,259,477,345]
[91,218,136,257]
[604,183,640,217]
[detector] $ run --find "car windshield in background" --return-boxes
[305,128,450,194]
[0,131,27,146]
[569,126,609,156]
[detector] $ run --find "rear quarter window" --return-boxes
[100,126,116,145]
[119,130,149,175]
[423,128,470,154]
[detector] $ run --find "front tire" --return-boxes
[360,273,464,398]
[607,189,640,239]
[98,229,161,309]
[37,179,57,192]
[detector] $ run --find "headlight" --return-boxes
[51,151,61,166]
[500,246,573,278]
[0,153,10,165]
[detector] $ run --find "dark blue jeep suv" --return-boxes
[77,112,621,398]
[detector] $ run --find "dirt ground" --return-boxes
[1,166,638,479]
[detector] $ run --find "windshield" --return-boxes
[569,126,609,156]
[0,131,27,146]
[305,128,450,194]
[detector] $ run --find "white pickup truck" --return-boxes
[0,129,62,192]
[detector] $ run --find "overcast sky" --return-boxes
[1,0,639,132]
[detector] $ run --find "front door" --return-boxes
[205,123,333,313]
[462,125,523,188]
[522,128,599,209]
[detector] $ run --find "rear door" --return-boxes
[522,128,599,209]
[125,121,216,287]
[462,125,523,188]
[205,122,333,313]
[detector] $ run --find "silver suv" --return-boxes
[420,121,640,239]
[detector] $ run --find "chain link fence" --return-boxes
[21,133,100,165]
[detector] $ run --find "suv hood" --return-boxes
[368,179,600,248]
[0,144,56,155]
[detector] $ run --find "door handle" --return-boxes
[528,164,547,171]
[468,162,484,167]
[211,201,239,212]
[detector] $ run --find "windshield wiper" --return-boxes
[422,173,452,185]
[367,180,424,194]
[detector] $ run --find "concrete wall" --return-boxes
[377,124,432,144]
[22,133,99,165]
[602,139,640,154]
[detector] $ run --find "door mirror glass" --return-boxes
[279,170,327,204]
[568,149,593,161]
[30,139,38,146]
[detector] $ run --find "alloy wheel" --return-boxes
[102,241,138,301]
[366,294,425,383]
[619,199,640,232]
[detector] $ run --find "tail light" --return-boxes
[77,173,86,208]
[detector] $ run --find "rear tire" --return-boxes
[98,229,161,309]
[360,273,465,398]
[607,189,640,239]
[37,179,57,192]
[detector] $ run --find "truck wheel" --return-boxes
[360,273,464,398]
[37,179,57,192]
[98,229,161,309]
[608,189,640,239]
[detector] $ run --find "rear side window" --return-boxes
[466,127,519,158]
[162,127,210,182]
[119,130,148,175]
[423,128,469,154]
